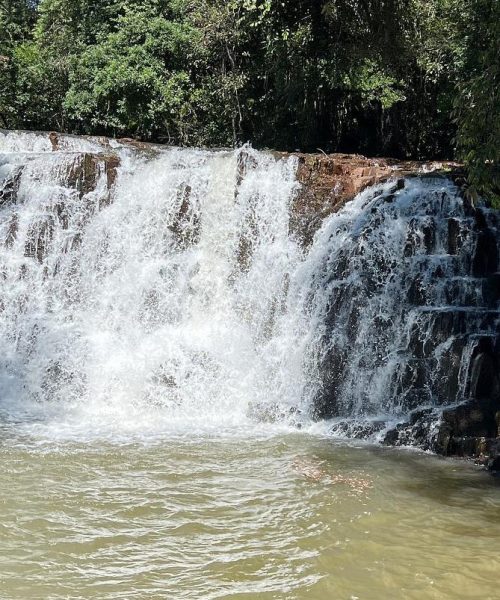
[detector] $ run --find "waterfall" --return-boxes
[0,130,498,445]
[304,177,499,446]
[0,131,315,437]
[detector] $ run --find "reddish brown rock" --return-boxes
[64,152,120,205]
[278,152,460,245]
[49,131,59,151]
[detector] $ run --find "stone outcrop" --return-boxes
[285,152,460,245]
[275,150,498,474]
[284,151,498,474]
[381,206,500,473]
[0,165,23,207]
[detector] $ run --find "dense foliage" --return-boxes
[0,0,498,202]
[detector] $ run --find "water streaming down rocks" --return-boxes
[305,177,500,466]
[0,130,498,467]
[0,130,311,434]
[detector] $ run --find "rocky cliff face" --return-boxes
[376,202,499,471]
[273,149,498,473]
[288,153,461,245]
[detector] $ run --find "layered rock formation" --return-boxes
[297,163,499,473]
[288,152,460,245]
[379,203,500,471]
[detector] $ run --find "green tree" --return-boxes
[454,0,499,206]
[64,3,201,140]
[0,0,37,127]
[0,0,498,206]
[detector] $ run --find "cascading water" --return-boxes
[0,131,319,438]
[0,131,500,600]
[0,130,498,446]
[3,131,500,600]
[304,177,499,447]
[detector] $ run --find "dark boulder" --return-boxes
[0,165,23,206]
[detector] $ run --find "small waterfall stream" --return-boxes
[0,130,498,445]
[304,178,499,447]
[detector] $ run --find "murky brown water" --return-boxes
[1,431,499,600]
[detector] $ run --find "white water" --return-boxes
[0,132,327,440]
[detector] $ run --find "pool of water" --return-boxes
[1,427,499,600]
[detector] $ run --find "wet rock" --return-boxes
[385,331,500,461]
[408,310,499,361]
[24,217,55,263]
[484,273,500,308]
[0,166,23,206]
[313,348,349,419]
[405,217,436,256]
[442,401,496,441]
[383,408,442,451]
[487,449,500,473]
[472,228,498,276]
[468,342,500,400]
[66,153,120,203]
[5,214,18,247]
[49,131,59,151]
[448,218,462,254]
[331,419,387,439]
[168,184,200,249]
[427,340,500,460]
[309,163,500,469]
[407,274,427,305]
[236,149,258,188]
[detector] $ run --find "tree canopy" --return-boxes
[0,0,498,203]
